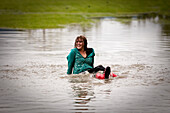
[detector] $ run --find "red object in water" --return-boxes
[110,72,117,77]
[95,73,105,79]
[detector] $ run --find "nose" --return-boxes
[76,41,82,44]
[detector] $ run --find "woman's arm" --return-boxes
[67,49,75,74]
[92,48,95,68]
[92,56,94,68]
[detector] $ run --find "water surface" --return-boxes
[0,17,170,113]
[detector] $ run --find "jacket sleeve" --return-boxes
[92,57,94,68]
[67,49,75,74]
[92,48,95,68]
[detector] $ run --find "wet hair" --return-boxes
[74,35,88,50]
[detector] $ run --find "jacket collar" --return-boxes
[75,48,95,58]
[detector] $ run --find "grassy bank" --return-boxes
[0,0,170,29]
[0,14,92,29]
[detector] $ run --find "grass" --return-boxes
[0,0,170,29]
[0,14,93,29]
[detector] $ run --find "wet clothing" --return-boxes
[87,65,105,73]
[95,73,105,79]
[93,66,111,79]
[67,48,95,74]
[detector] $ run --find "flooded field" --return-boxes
[0,16,170,113]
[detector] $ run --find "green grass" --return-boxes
[0,14,93,29]
[0,0,170,29]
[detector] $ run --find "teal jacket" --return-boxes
[67,48,95,74]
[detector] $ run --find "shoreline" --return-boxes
[0,12,169,30]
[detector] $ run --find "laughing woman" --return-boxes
[67,35,116,79]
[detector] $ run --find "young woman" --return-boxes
[67,35,117,79]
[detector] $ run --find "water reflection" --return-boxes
[161,23,170,36]
[68,74,95,112]
[67,74,114,112]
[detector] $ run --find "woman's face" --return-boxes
[76,38,84,50]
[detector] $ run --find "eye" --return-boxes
[76,41,83,43]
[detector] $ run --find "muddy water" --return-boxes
[0,17,170,113]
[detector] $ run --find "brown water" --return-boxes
[0,17,170,113]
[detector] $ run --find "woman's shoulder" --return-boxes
[87,48,95,52]
[70,48,78,52]
[87,48,94,51]
[86,48,95,56]
[67,48,77,58]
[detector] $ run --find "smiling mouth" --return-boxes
[77,45,81,47]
